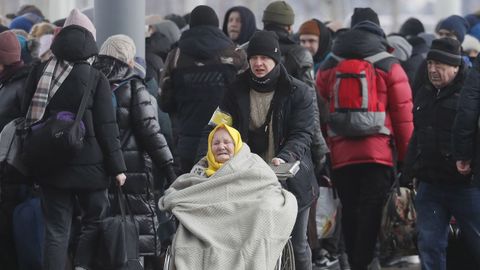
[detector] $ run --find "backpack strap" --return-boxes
[331,51,393,65]
[364,51,393,65]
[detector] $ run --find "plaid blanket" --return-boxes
[25,57,73,126]
[159,144,298,270]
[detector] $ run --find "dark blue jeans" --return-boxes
[415,181,480,270]
[41,187,109,270]
[291,206,312,270]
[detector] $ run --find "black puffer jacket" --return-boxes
[94,55,174,255]
[453,57,480,182]
[201,66,317,210]
[21,25,126,190]
[406,63,470,184]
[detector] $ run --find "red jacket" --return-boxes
[316,29,413,169]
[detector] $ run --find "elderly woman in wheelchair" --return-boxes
[159,124,298,270]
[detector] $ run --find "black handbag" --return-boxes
[22,69,94,172]
[97,186,142,270]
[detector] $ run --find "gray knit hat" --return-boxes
[100,34,136,65]
[262,1,294,26]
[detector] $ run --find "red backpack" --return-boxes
[328,52,392,137]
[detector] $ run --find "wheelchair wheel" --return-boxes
[275,239,295,270]
[163,245,174,270]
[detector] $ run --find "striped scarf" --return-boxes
[25,57,73,127]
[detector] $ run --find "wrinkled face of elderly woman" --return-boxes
[212,128,235,163]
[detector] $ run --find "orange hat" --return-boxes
[299,19,320,36]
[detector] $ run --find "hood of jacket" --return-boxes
[146,31,173,60]
[332,28,389,59]
[93,55,138,83]
[312,19,332,63]
[179,25,234,59]
[264,24,296,46]
[51,25,98,62]
[151,20,181,46]
[222,6,257,45]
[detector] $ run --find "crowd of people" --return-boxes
[0,1,480,270]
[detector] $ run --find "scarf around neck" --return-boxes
[248,63,280,93]
[25,57,73,126]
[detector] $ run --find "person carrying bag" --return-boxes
[21,62,92,174]
[97,185,142,270]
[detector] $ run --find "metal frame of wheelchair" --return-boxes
[163,238,295,270]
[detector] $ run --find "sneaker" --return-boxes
[315,255,339,270]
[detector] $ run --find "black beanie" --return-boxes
[189,5,219,28]
[351,7,380,27]
[427,38,462,66]
[399,17,425,37]
[247,30,281,64]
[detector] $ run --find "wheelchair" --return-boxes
[163,238,295,270]
[162,162,299,270]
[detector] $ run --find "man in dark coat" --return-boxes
[406,38,480,270]
[262,1,328,185]
[21,9,127,270]
[203,30,317,270]
[159,5,247,174]
[0,29,30,270]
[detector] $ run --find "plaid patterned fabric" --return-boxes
[25,57,73,127]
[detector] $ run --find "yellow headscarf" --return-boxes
[205,124,243,176]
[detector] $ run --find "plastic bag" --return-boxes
[316,186,340,239]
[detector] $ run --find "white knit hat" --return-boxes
[64,8,96,40]
[462,34,480,53]
[99,34,136,65]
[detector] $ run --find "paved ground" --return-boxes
[312,256,421,270]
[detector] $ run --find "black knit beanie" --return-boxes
[351,7,380,27]
[189,5,219,28]
[427,37,462,66]
[247,30,282,64]
[399,17,425,37]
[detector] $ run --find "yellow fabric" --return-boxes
[205,124,243,177]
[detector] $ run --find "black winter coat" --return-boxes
[160,25,247,163]
[0,63,29,215]
[21,25,126,190]
[405,63,471,184]
[265,25,329,173]
[402,39,428,90]
[94,55,174,255]
[453,58,480,182]
[201,66,317,210]
[0,64,29,131]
